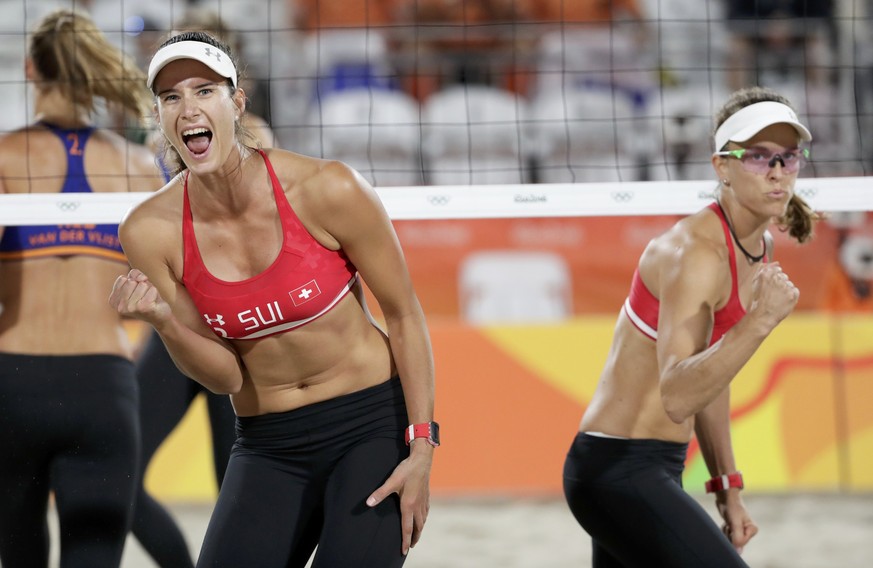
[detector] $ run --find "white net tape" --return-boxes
[0,177,869,226]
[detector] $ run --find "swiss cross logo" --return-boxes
[290,280,322,307]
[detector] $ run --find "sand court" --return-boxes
[46,492,872,567]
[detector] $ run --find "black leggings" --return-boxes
[132,331,236,568]
[563,433,749,568]
[197,377,409,568]
[0,353,139,568]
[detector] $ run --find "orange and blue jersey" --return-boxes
[0,123,125,263]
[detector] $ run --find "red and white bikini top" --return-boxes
[622,202,763,346]
[182,150,358,340]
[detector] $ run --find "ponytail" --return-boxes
[777,193,823,243]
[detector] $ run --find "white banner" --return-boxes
[0,178,870,225]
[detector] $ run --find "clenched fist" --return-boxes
[748,262,799,329]
[109,269,171,325]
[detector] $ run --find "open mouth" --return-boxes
[182,127,213,156]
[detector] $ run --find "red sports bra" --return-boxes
[182,150,358,340]
[622,202,762,346]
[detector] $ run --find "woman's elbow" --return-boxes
[661,391,692,424]
[212,377,243,396]
[192,371,242,396]
[209,384,240,396]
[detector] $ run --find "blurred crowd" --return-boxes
[0,0,868,186]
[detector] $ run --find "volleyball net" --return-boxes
[0,177,870,226]
[2,0,871,306]
[1,1,871,495]
[0,0,871,189]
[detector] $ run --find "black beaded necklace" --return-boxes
[716,200,766,263]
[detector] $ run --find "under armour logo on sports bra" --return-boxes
[204,314,225,326]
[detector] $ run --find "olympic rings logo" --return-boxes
[610,191,634,203]
[796,187,817,200]
[56,201,81,212]
[427,195,450,206]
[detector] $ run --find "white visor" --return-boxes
[147,41,237,91]
[714,101,812,151]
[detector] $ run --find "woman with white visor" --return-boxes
[562,86,820,567]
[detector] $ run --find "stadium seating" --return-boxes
[526,85,640,183]
[421,85,529,185]
[307,87,423,186]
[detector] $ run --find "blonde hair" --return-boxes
[715,86,822,243]
[29,9,151,122]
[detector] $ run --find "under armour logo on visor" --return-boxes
[204,47,222,61]
[290,280,322,306]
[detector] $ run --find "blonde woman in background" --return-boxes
[0,9,164,567]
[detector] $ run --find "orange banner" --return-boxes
[145,315,873,500]
[142,214,873,499]
[394,216,843,319]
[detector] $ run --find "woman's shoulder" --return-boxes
[637,208,732,303]
[642,207,730,271]
[90,128,153,159]
[91,129,167,189]
[122,175,183,232]
[117,177,185,277]
[0,129,25,166]
[0,124,51,152]
[263,147,350,176]
[0,125,74,178]
[264,148,367,198]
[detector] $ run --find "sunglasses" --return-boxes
[715,147,810,174]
